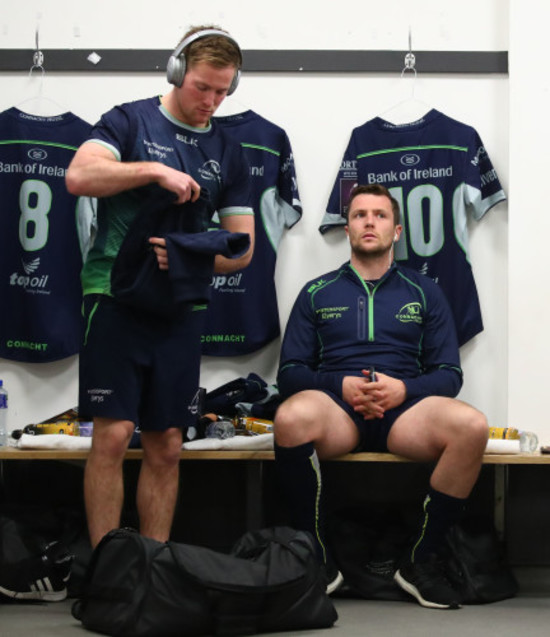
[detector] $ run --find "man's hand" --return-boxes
[149,237,168,270]
[66,142,201,203]
[342,370,407,420]
[156,166,201,204]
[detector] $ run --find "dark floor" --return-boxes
[1,569,550,637]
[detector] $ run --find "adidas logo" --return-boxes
[30,576,57,595]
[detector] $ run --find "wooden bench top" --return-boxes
[0,446,549,464]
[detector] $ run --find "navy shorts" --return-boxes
[320,389,424,452]
[79,295,205,431]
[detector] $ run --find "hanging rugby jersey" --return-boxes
[202,110,302,355]
[0,107,93,362]
[321,109,506,346]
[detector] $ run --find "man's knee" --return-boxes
[91,419,135,460]
[274,400,300,445]
[439,405,489,458]
[141,428,182,468]
[274,392,322,446]
[463,408,489,449]
[274,399,299,430]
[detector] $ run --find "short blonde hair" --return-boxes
[178,25,242,71]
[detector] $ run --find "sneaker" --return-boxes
[326,568,344,595]
[0,541,73,602]
[321,556,344,595]
[394,555,461,609]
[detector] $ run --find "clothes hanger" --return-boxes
[379,30,432,125]
[214,94,250,117]
[15,28,68,117]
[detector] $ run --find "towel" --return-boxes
[485,439,520,454]
[111,187,249,319]
[183,433,274,451]
[16,433,92,450]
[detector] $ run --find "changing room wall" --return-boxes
[0,1,512,439]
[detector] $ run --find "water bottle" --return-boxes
[519,430,538,453]
[205,419,235,439]
[488,426,538,452]
[0,380,8,447]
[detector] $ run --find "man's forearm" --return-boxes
[277,364,343,399]
[66,158,164,198]
[215,214,255,272]
[403,366,463,399]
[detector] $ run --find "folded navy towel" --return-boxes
[111,187,249,320]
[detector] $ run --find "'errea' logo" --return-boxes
[395,302,423,324]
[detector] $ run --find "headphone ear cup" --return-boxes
[227,68,241,96]
[166,54,186,87]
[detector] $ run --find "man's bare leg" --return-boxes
[388,396,488,609]
[84,417,135,548]
[137,428,183,542]
[387,396,488,497]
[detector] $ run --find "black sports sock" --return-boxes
[411,488,466,562]
[274,441,327,562]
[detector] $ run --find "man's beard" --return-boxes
[351,242,392,259]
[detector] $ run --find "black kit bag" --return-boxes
[72,526,337,636]
[203,373,270,417]
[327,506,412,602]
[328,507,518,605]
[445,516,519,604]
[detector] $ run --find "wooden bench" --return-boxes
[1,446,548,535]
[1,446,548,463]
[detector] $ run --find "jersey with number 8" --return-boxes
[0,107,93,362]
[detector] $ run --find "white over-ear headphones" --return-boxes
[166,29,242,94]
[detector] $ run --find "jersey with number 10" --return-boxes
[0,107,92,362]
[322,109,506,346]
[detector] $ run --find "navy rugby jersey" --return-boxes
[202,110,302,355]
[81,96,253,297]
[278,262,462,401]
[321,109,506,346]
[0,107,93,362]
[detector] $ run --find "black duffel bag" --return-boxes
[328,506,518,605]
[445,516,519,604]
[72,526,337,636]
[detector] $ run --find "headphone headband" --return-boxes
[172,29,242,64]
[167,29,242,94]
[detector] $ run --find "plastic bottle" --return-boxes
[205,419,235,439]
[0,380,8,447]
[518,430,539,453]
[234,416,273,435]
[488,426,538,452]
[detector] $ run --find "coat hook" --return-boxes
[401,28,416,77]
[31,27,44,72]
